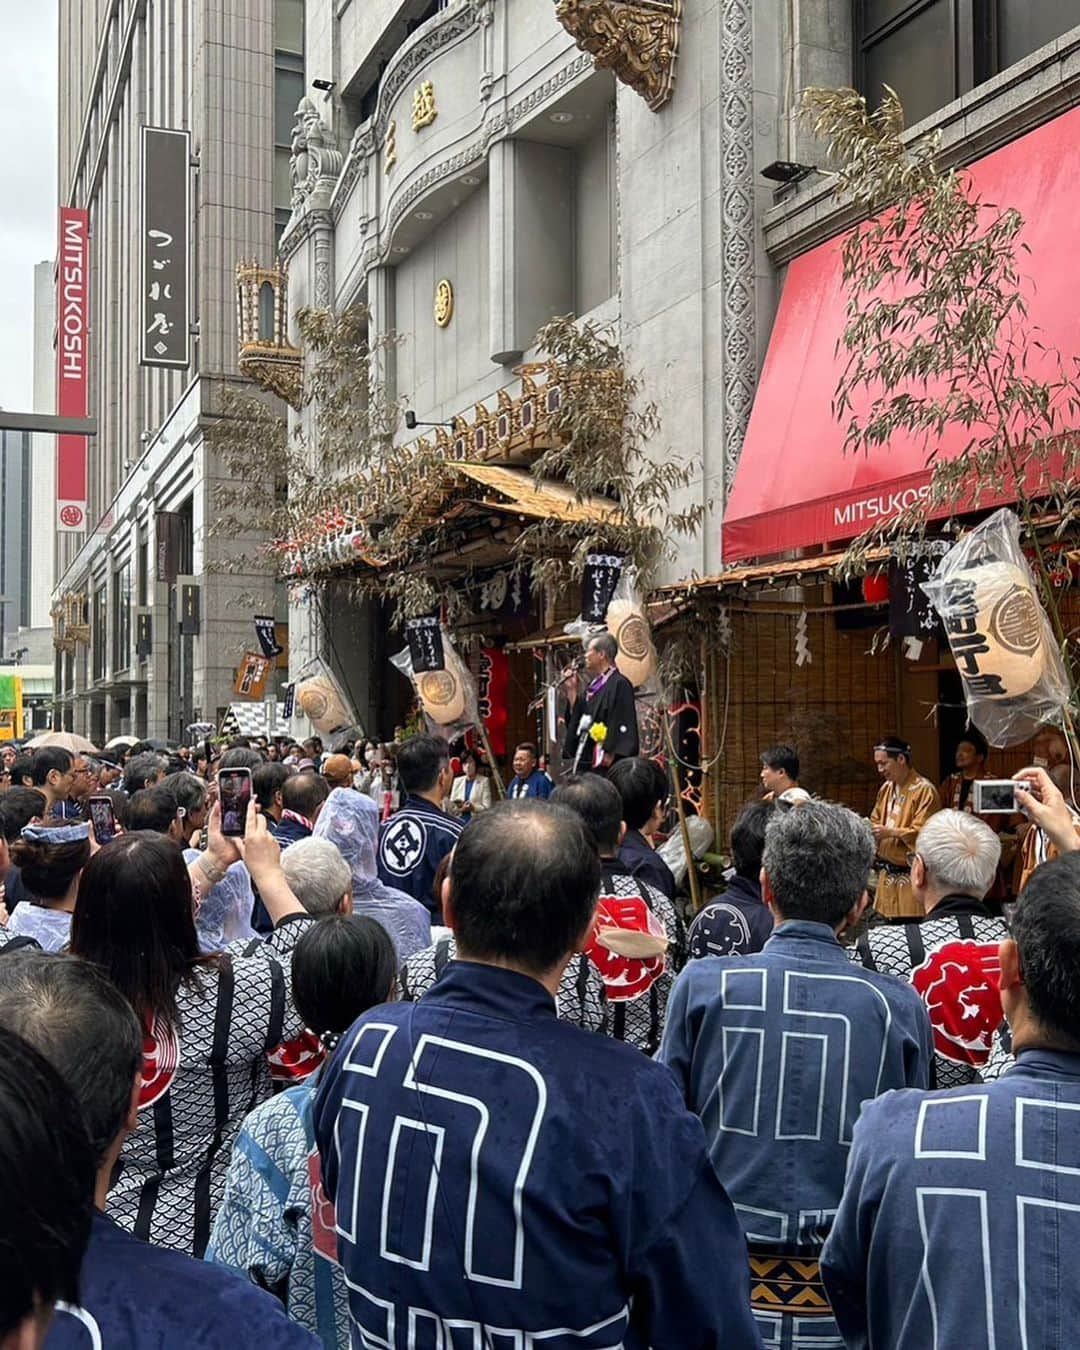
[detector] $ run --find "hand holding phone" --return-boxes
[89,794,119,845]
[217,768,253,838]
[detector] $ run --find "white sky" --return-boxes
[0,3,58,411]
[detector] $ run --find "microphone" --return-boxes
[571,715,594,774]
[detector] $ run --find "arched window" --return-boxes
[258,282,275,343]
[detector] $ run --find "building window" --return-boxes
[856,0,1078,127]
[997,0,1078,68]
[92,585,107,683]
[274,2,305,250]
[137,537,149,607]
[258,282,276,342]
[112,564,132,673]
[275,0,304,55]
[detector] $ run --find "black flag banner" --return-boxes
[405,615,445,673]
[889,541,950,641]
[254,615,283,659]
[582,555,624,625]
[282,682,296,720]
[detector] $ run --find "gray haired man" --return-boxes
[279,837,352,917]
[851,807,1008,1087]
[659,800,932,1349]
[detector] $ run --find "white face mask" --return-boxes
[364,747,377,765]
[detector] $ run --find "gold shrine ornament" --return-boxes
[434,279,454,328]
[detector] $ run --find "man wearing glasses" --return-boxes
[53,755,95,820]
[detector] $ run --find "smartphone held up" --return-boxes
[218,768,252,837]
[88,795,119,845]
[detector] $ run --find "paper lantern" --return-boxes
[415,640,468,725]
[938,562,1046,700]
[862,573,890,604]
[606,597,656,688]
[295,675,351,734]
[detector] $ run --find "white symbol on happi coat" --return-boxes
[381,817,426,876]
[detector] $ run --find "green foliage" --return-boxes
[208,305,703,630]
[522,314,704,594]
[803,85,1080,686]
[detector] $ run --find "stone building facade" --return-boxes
[52,0,304,740]
[278,0,784,734]
[274,1,1080,757]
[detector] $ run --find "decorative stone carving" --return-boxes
[289,98,344,210]
[330,126,375,223]
[235,260,303,409]
[554,0,682,112]
[719,0,755,490]
[314,233,333,307]
[376,5,476,136]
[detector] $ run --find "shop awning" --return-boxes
[722,104,1080,564]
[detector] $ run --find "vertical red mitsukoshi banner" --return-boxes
[56,207,89,533]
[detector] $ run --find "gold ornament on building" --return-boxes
[434,279,454,328]
[53,592,90,649]
[383,121,397,174]
[412,81,438,131]
[554,0,682,112]
[235,259,303,409]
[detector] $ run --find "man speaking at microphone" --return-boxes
[563,632,639,773]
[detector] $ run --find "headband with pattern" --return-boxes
[21,822,92,844]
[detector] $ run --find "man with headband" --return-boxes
[869,735,941,919]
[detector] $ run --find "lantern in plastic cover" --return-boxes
[938,562,1045,700]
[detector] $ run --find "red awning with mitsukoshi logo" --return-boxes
[721,104,1080,564]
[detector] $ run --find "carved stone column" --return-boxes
[719,0,755,492]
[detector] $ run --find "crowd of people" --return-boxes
[0,712,1078,1349]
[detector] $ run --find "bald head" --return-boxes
[448,800,601,973]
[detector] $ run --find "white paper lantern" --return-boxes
[295,675,351,733]
[606,597,657,688]
[415,641,468,725]
[939,561,1046,700]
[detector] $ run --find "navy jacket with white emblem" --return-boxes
[376,794,463,915]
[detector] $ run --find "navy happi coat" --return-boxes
[314,961,760,1350]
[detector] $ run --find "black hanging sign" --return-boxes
[582,554,623,625]
[135,609,153,658]
[282,682,296,720]
[405,615,445,673]
[140,127,191,369]
[254,615,284,659]
[155,511,185,584]
[889,541,949,641]
[180,583,201,636]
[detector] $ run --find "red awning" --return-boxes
[722,105,1080,564]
